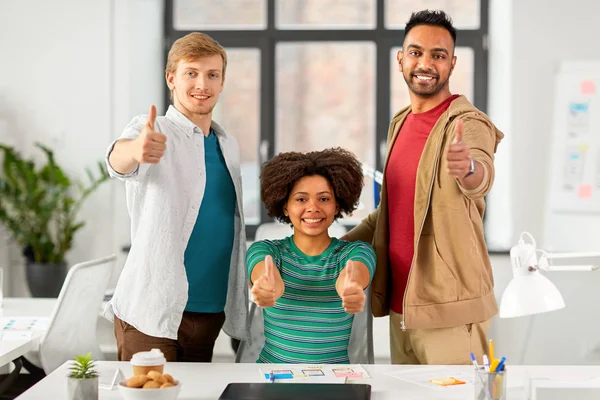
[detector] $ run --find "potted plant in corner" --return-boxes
[0,143,108,297]
[67,353,99,400]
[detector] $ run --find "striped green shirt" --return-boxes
[247,236,376,364]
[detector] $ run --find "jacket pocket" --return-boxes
[411,234,459,305]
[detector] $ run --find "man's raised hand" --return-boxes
[446,119,472,179]
[133,105,167,164]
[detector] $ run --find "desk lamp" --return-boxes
[500,231,600,318]
[499,231,600,364]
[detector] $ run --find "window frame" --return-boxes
[164,0,489,240]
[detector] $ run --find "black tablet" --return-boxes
[218,382,372,400]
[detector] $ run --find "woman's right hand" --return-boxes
[251,255,277,308]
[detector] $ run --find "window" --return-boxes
[212,49,261,224]
[276,0,376,29]
[165,0,489,239]
[173,0,267,30]
[276,42,376,222]
[385,0,481,29]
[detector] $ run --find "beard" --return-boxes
[175,90,216,116]
[191,105,215,116]
[403,70,449,97]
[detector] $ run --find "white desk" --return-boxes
[0,298,55,367]
[15,361,600,400]
[0,297,237,363]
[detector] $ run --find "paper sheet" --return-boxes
[386,366,474,391]
[260,364,370,383]
[0,331,32,340]
[1,317,49,332]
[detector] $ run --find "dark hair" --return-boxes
[404,10,456,44]
[260,148,364,224]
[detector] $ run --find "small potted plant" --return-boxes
[67,353,99,400]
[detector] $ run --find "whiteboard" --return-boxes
[544,61,600,251]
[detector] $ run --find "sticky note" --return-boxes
[430,377,466,386]
[578,184,592,199]
[581,80,596,95]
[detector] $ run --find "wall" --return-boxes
[0,0,164,295]
[508,0,600,248]
[487,0,600,365]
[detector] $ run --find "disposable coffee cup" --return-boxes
[130,348,166,376]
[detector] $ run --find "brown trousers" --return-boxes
[389,310,491,365]
[114,311,225,362]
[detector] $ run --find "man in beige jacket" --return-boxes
[344,10,504,364]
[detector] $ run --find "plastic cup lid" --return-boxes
[130,348,166,367]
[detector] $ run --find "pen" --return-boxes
[470,353,493,400]
[482,354,490,372]
[494,357,506,373]
[489,359,500,373]
[489,339,495,362]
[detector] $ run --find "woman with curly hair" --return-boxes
[246,147,376,364]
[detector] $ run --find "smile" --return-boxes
[302,218,324,224]
[192,95,210,100]
[414,75,435,81]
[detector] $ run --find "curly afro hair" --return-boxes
[260,147,364,224]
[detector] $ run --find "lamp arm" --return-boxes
[541,265,600,272]
[537,250,600,272]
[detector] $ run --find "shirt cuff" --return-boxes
[105,139,140,179]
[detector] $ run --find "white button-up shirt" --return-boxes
[103,105,249,341]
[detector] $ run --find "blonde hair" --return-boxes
[165,32,227,79]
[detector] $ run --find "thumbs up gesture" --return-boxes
[446,119,472,179]
[133,105,167,164]
[251,255,278,308]
[340,260,366,314]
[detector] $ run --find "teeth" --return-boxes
[304,219,322,223]
[416,76,433,80]
[192,95,208,99]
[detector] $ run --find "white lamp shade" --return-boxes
[499,270,565,318]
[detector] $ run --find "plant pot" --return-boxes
[26,261,67,297]
[67,377,98,400]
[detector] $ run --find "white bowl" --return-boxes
[118,381,181,400]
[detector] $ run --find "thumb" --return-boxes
[146,105,157,131]
[345,260,355,287]
[264,255,275,283]
[453,119,463,144]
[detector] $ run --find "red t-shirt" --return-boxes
[386,95,459,314]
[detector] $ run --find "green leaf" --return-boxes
[68,353,98,379]
[0,143,108,263]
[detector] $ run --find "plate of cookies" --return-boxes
[118,370,181,400]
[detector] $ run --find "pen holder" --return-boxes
[474,367,506,400]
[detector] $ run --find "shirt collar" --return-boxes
[165,105,223,138]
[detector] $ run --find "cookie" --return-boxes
[142,380,161,389]
[126,375,149,388]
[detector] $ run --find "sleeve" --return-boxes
[341,241,376,285]
[246,240,282,284]
[451,115,502,199]
[345,208,379,244]
[104,115,150,181]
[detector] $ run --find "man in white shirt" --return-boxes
[104,32,248,362]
